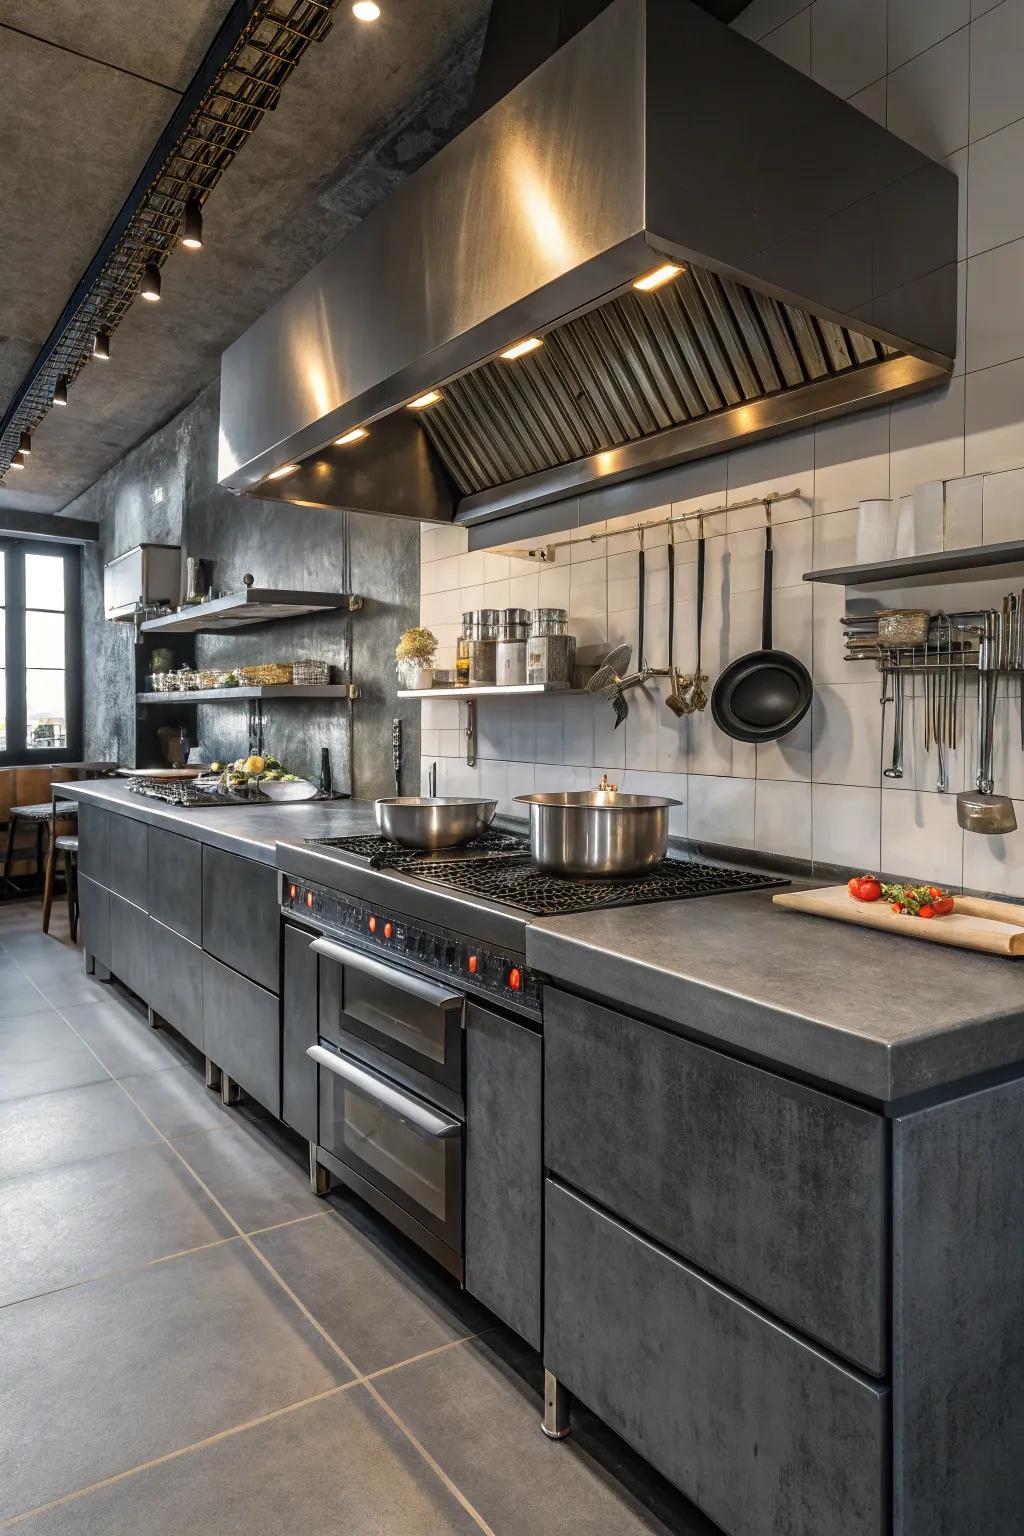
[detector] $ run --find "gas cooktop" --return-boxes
[309,831,785,917]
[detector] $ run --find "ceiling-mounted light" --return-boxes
[19,430,32,456]
[267,463,299,481]
[335,427,369,445]
[54,375,69,405]
[141,261,162,302]
[182,198,204,250]
[352,1,381,18]
[10,452,26,470]
[500,337,543,361]
[407,390,443,411]
[93,331,110,360]
[633,262,685,292]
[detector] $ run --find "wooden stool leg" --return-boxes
[35,823,45,893]
[42,829,58,932]
[1,818,17,895]
[65,851,79,943]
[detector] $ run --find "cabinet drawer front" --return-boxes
[202,848,279,993]
[282,922,318,1142]
[545,987,887,1375]
[79,876,110,969]
[149,920,203,1052]
[108,815,149,910]
[465,1004,542,1349]
[148,828,202,943]
[546,1181,888,1536]
[77,805,110,887]
[202,952,279,1114]
[109,892,150,1004]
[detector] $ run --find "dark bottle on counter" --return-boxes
[319,747,333,796]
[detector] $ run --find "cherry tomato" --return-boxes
[933,895,955,916]
[848,876,864,897]
[929,886,944,900]
[854,878,881,903]
[918,905,935,919]
[891,901,904,913]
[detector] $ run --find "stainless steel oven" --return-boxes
[308,932,467,1279]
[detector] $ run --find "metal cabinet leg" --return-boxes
[542,1370,571,1440]
[147,1006,161,1030]
[205,1058,222,1092]
[309,1142,330,1196]
[220,1073,240,1106]
[85,951,95,976]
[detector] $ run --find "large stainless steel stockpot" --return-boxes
[515,789,679,876]
[375,796,497,849]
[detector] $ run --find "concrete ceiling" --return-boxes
[0,0,749,516]
[0,0,490,513]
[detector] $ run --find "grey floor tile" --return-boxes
[0,979,51,1019]
[0,1010,85,1063]
[60,995,194,1078]
[0,1079,160,1183]
[0,1240,353,1521]
[13,1386,480,1535]
[172,1118,325,1233]
[0,1051,110,1105]
[0,1141,234,1307]
[375,1334,719,1536]
[117,1064,237,1137]
[252,1197,491,1375]
[36,969,117,1008]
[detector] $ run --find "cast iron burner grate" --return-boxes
[418,856,786,917]
[313,828,529,869]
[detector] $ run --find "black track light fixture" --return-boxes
[182,197,203,250]
[141,261,161,302]
[19,430,32,456]
[54,376,69,406]
[93,331,110,361]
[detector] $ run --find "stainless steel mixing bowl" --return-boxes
[374,796,498,849]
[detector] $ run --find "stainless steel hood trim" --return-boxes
[220,0,958,524]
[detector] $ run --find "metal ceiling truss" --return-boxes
[0,0,342,482]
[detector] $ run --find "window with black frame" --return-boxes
[0,539,82,764]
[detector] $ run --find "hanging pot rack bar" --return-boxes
[493,488,805,561]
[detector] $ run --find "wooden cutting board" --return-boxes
[773,885,1024,957]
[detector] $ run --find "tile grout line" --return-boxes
[32,968,499,1536]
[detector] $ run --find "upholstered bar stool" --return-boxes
[41,801,80,930]
[51,833,79,940]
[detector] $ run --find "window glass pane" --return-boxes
[25,610,65,669]
[0,550,5,606]
[0,669,5,752]
[26,670,66,750]
[25,553,64,611]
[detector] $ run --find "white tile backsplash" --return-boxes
[411,0,1024,896]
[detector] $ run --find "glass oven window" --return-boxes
[344,1092,447,1219]
[344,973,447,1064]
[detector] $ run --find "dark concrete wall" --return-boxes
[64,379,420,794]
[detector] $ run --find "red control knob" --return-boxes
[383,921,393,941]
[305,891,314,910]
[508,967,522,992]
[289,884,297,900]
[368,915,378,934]
[468,954,479,976]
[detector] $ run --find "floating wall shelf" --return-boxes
[397,684,583,699]
[140,588,362,635]
[804,541,1024,590]
[137,684,359,703]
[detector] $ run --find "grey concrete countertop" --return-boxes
[57,779,379,864]
[528,885,1024,1103]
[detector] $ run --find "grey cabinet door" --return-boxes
[78,875,110,969]
[109,892,150,1004]
[892,1076,1024,1536]
[546,1180,888,1536]
[108,814,149,911]
[149,919,203,1052]
[545,987,887,1375]
[465,1003,542,1348]
[148,828,202,943]
[77,804,110,888]
[202,952,279,1114]
[282,921,318,1142]
[202,847,279,993]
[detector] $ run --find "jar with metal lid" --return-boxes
[496,611,530,686]
[530,608,569,636]
[528,633,576,688]
[462,609,500,639]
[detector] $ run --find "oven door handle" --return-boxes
[310,936,464,1012]
[307,1045,461,1140]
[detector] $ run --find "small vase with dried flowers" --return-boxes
[395,627,438,691]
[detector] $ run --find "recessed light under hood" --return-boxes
[219,0,957,530]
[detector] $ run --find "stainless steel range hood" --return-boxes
[219,0,957,530]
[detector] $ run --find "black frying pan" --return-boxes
[711,523,812,743]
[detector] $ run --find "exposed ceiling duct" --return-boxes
[218,0,958,530]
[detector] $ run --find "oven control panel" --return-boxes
[282,878,541,1018]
